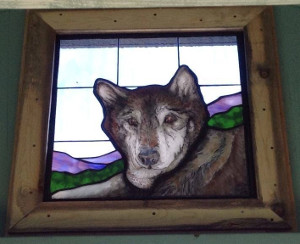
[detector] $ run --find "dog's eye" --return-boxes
[164,114,177,124]
[127,118,138,127]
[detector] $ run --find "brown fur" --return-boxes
[151,126,250,197]
[94,66,251,198]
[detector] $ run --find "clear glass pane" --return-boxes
[118,38,178,86]
[200,85,241,104]
[179,37,240,85]
[54,88,108,141]
[53,141,116,158]
[58,39,118,87]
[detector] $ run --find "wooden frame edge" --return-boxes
[36,7,265,34]
[6,10,57,233]
[244,7,296,230]
[6,6,296,234]
[10,202,290,233]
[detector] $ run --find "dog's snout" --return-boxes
[138,148,159,167]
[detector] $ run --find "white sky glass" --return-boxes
[58,39,118,87]
[179,37,240,85]
[54,142,115,158]
[118,38,178,86]
[200,85,241,104]
[54,89,109,141]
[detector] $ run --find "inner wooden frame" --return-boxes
[6,7,296,234]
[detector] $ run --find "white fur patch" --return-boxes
[153,106,189,171]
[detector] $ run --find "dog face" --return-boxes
[94,66,208,189]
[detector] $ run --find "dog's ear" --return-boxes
[167,65,201,101]
[94,79,127,108]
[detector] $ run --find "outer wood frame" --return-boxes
[6,7,296,234]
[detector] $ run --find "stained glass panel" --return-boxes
[47,33,253,201]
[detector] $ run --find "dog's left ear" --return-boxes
[94,78,128,108]
[167,65,200,101]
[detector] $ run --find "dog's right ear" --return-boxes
[167,65,201,102]
[94,79,128,108]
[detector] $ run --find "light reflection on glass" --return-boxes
[58,47,118,87]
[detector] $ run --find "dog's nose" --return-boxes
[138,148,159,167]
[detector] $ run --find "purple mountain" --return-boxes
[207,93,242,116]
[52,151,122,174]
[81,151,122,164]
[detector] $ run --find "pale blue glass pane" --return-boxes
[200,85,241,104]
[180,38,240,85]
[119,38,178,86]
[53,141,115,158]
[58,43,118,87]
[54,89,108,141]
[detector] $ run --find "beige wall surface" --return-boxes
[0,0,299,9]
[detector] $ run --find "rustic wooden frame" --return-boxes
[6,7,296,234]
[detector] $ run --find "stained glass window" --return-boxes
[46,33,253,200]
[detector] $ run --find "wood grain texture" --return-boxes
[6,11,56,231]
[37,7,264,34]
[245,7,296,229]
[0,0,300,9]
[261,8,296,230]
[11,202,288,232]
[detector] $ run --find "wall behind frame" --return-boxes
[0,6,300,243]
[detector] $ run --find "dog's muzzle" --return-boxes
[138,147,160,167]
